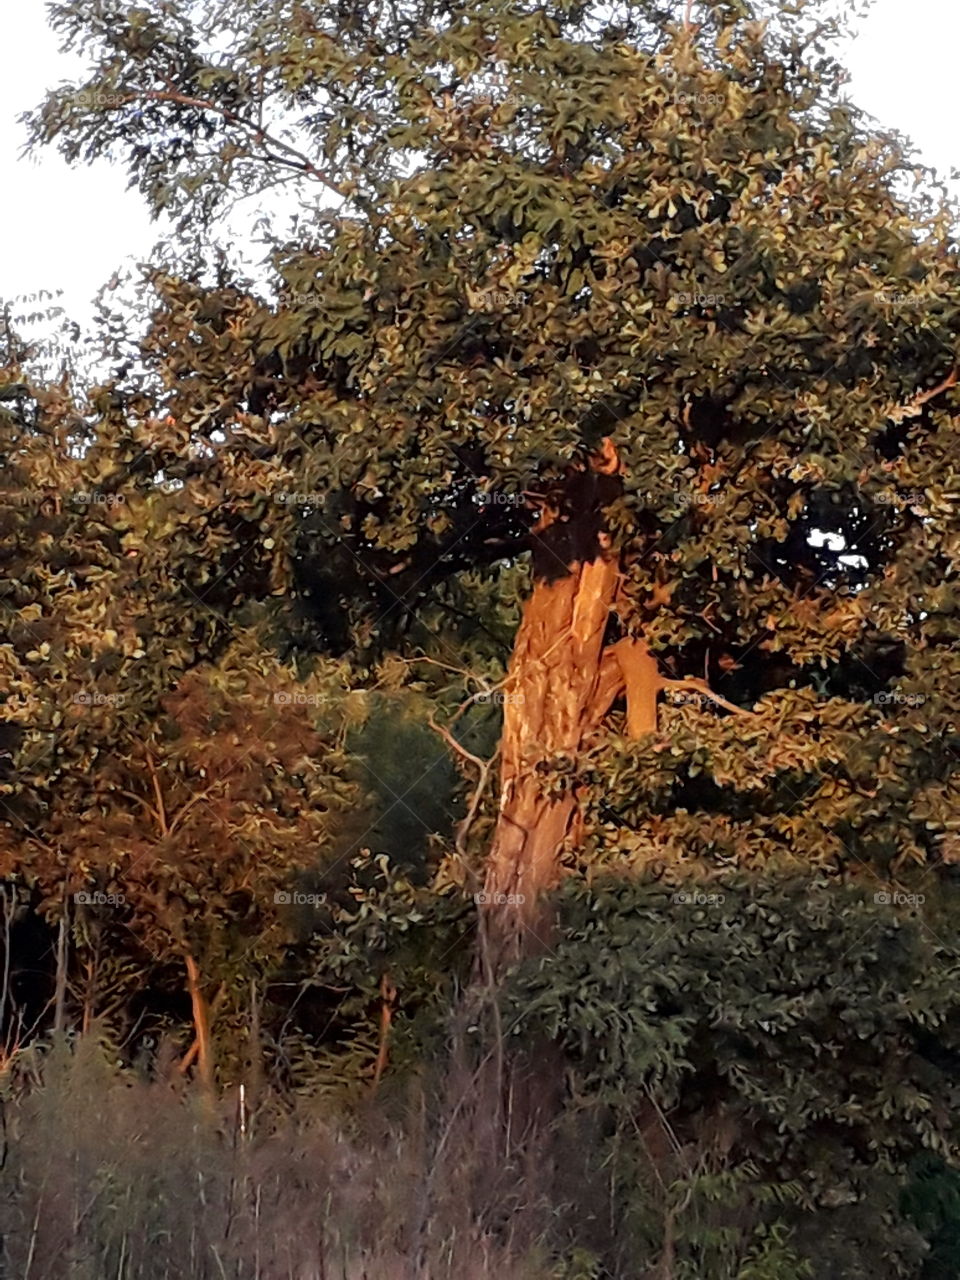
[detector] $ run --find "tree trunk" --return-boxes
[184,953,215,1096]
[481,554,619,965]
[480,439,661,968]
[52,906,68,1035]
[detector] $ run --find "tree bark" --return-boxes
[480,439,662,967]
[482,554,620,964]
[53,905,68,1035]
[184,953,215,1097]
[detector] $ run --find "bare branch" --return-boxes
[145,752,169,837]
[117,88,349,199]
[887,367,957,424]
[428,716,500,860]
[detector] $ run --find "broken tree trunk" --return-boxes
[482,553,617,962]
[480,439,661,968]
[478,436,755,968]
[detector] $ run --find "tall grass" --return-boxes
[0,1033,569,1280]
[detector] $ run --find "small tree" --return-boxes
[0,367,366,1080]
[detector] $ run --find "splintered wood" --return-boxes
[479,437,753,962]
[483,441,642,960]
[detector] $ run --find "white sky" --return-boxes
[0,0,957,328]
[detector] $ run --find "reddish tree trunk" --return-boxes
[482,555,617,964]
[184,953,215,1097]
[480,440,662,968]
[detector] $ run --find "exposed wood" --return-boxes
[372,972,397,1090]
[585,645,628,730]
[615,638,662,738]
[184,954,215,1096]
[482,445,623,963]
[480,435,757,965]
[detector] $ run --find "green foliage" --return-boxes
[507,874,960,1274]
[17,0,960,892]
[903,1155,960,1280]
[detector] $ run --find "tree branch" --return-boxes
[117,88,349,199]
[145,752,168,837]
[887,367,957,424]
[428,716,500,860]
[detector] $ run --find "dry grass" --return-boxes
[0,1034,567,1280]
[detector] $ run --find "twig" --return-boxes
[886,367,957,424]
[393,654,516,725]
[167,785,220,837]
[115,789,162,828]
[145,752,168,837]
[428,716,486,772]
[117,87,349,199]
[448,679,515,729]
[428,717,500,859]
